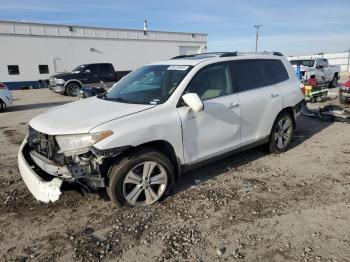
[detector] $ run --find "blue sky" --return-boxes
[1,0,349,55]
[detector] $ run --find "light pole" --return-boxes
[254,24,262,52]
[347,48,350,72]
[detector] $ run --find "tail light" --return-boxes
[299,83,305,95]
[0,83,7,89]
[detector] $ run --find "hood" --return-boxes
[29,97,156,135]
[51,72,80,79]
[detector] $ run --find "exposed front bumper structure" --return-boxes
[18,138,63,203]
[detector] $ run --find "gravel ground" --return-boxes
[0,87,349,262]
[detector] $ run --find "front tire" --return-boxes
[107,148,174,207]
[66,82,81,97]
[268,111,294,154]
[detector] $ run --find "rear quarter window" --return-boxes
[262,60,289,85]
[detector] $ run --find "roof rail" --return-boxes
[170,51,283,60]
[236,51,284,56]
[171,55,190,59]
[219,52,238,57]
[171,52,221,59]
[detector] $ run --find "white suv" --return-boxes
[18,52,304,207]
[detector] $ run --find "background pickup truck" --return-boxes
[289,58,341,88]
[49,63,130,96]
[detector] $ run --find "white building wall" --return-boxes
[0,21,208,83]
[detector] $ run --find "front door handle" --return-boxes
[271,92,280,98]
[228,102,240,109]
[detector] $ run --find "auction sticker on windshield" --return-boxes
[167,65,189,71]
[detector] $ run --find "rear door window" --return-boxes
[100,64,114,73]
[229,60,265,92]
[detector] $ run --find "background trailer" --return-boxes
[0,20,208,89]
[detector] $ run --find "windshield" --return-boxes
[72,65,86,73]
[101,65,193,104]
[290,60,315,67]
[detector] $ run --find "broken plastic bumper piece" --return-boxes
[17,138,62,203]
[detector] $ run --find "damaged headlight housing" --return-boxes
[55,131,113,156]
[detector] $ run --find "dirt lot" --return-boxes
[0,88,349,262]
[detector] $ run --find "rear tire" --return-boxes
[107,148,175,207]
[268,111,294,154]
[66,82,81,97]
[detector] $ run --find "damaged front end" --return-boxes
[18,127,125,203]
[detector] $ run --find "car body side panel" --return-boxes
[238,84,282,144]
[279,59,305,109]
[91,106,185,164]
[177,94,241,163]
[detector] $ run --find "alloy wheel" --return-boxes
[274,116,293,150]
[123,161,168,206]
[67,83,80,96]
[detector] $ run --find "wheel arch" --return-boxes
[0,96,8,107]
[269,107,296,136]
[102,140,182,182]
[280,107,296,128]
[0,97,5,109]
[64,79,83,91]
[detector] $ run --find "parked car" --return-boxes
[49,63,118,96]
[78,86,106,99]
[339,76,350,104]
[289,58,340,88]
[18,52,304,207]
[0,83,13,111]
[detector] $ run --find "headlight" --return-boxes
[55,131,113,156]
[55,78,65,85]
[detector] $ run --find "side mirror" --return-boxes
[182,93,204,112]
[84,69,91,74]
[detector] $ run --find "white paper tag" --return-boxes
[167,65,189,71]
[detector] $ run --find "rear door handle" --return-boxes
[271,92,280,98]
[228,102,240,109]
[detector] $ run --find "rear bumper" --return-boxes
[17,138,62,203]
[49,84,65,94]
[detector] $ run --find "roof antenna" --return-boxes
[143,19,148,35]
